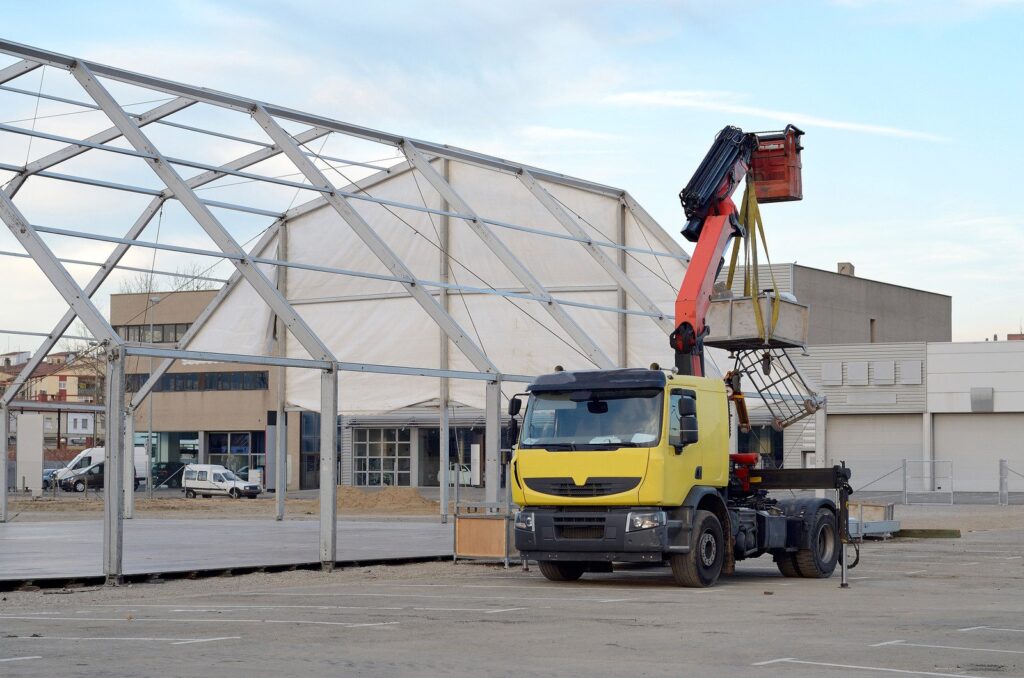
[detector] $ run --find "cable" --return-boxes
[21,66,45,167]
[0,95,176,125]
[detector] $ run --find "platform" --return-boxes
[0,517,452,583]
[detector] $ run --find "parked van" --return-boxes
[55,446,148,483]
[182,464,262,499]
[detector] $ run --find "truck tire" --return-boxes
[538,561,585,582]
[185,489,196,498]
[795,508,839,578]
[74,480,86,493]
[775,553,801,578]
[670,509,724,588]
[229,488,240,499]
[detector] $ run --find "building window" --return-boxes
[117,323,192,343]
[353,428,412,487]
[125,371,269,393]
[737,425,784,468]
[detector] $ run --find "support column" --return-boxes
[275,375,287,521]
[197,432,207,464]
[103,351,126,585]
[439,158,451,523]
[616,201,628,367]
[319,368,338,570]
[275,221,289,522]
[1,405,8,522]
[485,379,501,506]
[123,408,135,519]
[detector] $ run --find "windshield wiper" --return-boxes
[543,443,578,451]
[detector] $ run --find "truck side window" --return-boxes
[213,473,224,483]
[669,393,682,445]
[198,471,208,481]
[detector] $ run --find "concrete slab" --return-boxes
[0,518,452,580]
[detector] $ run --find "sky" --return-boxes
[1,0,1023,355]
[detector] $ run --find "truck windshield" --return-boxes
[519,388,663,450]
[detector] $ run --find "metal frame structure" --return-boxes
[0,40,688,583]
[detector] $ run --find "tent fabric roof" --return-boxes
[187,158,705,414]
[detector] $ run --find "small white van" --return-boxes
[182,464,262,499]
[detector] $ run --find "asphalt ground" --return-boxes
[1,516,1021,677]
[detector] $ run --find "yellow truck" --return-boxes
[509,126,852,587]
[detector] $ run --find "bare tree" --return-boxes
[118,262,220,294]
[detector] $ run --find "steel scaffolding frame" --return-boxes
[0,40,686,583]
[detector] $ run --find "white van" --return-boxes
[182,464,262,499]
[56,446,148,483]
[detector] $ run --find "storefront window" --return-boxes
[354,427,411,486]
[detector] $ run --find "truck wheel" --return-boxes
[185,489,196,498]
[229,488,240,499]
[795,508,839,578]
[775,553,801,577]
[537,561,585,582]
[670,510,724,588]
[74,480,86,493]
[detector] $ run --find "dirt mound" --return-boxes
[339,486,438,513]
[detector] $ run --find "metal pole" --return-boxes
[275,223,288,521]
[103,350,126,585]
[123,407,135,519]
[146,356,153,500]
[440,393,450,524]
[439,159,451,525]
[902,458,908,505]
[1,404,8,522]
[999,459,1008,507]
[485,379,501,507]
[319,368,338,571]
[275,373,287,521]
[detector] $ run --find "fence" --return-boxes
[999,459,1024,506]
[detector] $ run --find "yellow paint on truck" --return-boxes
[511,374,729,508]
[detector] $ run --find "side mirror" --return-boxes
[678,415,699,446]
[507,418,519,446]
[679,395,697,417]
[508,396,522,417]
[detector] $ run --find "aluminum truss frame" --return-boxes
[0,40,690,579]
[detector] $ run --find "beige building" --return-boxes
[1,351,105,448]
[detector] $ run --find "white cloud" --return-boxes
[518,126,621,143]
[605,90,948,141]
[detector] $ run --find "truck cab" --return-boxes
[511,368,846,587]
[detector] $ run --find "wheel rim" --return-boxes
[817,522,836,562]
[698,530,717,568]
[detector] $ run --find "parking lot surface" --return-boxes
[1,517,1021,677]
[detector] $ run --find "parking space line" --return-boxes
[0,656,42,663]
[239,591,641,603]
[904,570,926,575]
[171,636,242,645]
[960,625,1024,633]
[0,615,398,628]
[752,657,989,677]
[9,636,238,644]
[870,639,1024,655]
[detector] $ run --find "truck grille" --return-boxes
[524,477,640,497]
[552,515,606,540]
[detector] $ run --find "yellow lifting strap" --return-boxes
[725,179,781,344]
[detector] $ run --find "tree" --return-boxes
[118,262,220,294]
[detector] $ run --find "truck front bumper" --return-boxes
[515,508,688,563]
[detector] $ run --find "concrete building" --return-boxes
[717,262,952,345]
[789,341,1024,493]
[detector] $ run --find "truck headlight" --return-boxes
[514,511,535,531]
[626,511,666,532]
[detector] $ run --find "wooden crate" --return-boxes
[455,514,513,559]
